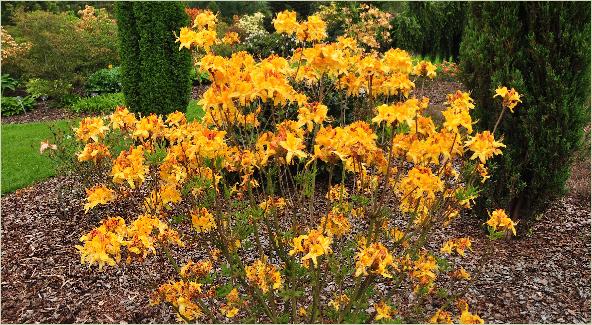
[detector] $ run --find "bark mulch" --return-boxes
[1,104,78,125]
[1,172,589,323]
[0,176,178,323]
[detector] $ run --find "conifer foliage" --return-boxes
[115,2,192,116]
[460,2,591,229]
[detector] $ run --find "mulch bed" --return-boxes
[0,176,179,323]
[1,169,590,323]
[1,103,79,125]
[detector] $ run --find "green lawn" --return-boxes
[1,101,204,195]
[1,120,71,194]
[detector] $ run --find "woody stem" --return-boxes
[492,105,506,135]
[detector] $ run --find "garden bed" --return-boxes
[1,104,78,125]
[1,164,589,323]
[2,85,210,125]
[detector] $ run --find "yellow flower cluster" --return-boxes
[151,280,204,322]
[133,114,166,141]
[76,216,126,270]
[374,301,395,320]
[180,259,213,280]
[272,10,299,35]
[354,242,395,278]
[320,211,351,237]
[397,166,444,220]
[494,86,522,112]
[326,184,348,202]
[289,228,333,267]
[259,196,286,211]
[126,214,184,259]
[245,258,283,293]
[110,106,137,130]
[328,294,350,311]
[458,300,484,324]
[77,214,184,270]
[429,309,453,324]
[74,117,110,143]
[464,131,506,164]
[220,288,241,318]
[440,237,473,257]
[413,60,437,79]
[78,142,111,163]
[410,252,438,290]
[442,90,475,134]
[486,209,518,235]
[84,184,116,212]
[191,207,217,233]
[111,146,148,189]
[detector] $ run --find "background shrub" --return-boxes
[315,2,393,51]
[388,2,466,60]
[85,66,122,95]
[237,33,297,59]
[0,1,114,25]
[70,92,125,114]
[25,79,73,101]
[389,11,422,52]
[460,2,591,229]
[1,73,35,116]
[115,2,192,116]
[3,7,119,86]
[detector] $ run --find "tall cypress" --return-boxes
[460,2,590,230]
[115,2,191,116]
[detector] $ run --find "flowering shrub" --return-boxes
[236,12,268,41]
[438,60,461,81]
[73,10,519,323]
[315,3,392,51]
[0,26,31,61]
[5,6,118,85]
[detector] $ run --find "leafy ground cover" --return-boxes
[1,120,70,194]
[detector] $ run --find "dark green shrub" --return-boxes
[115,2,192,116]
[460,2,591,229]
[70,92,125,114]
[390,12,422,52]
[85,67,122,95]
[403,2,467,60]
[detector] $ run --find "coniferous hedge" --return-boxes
[460,2,591,230]
[115,2,191,116]
[397,2,467,60]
